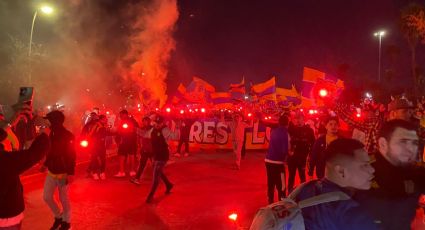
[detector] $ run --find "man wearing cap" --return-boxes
[145,115,178,203]
[335,98,415,154]
[42,110,76,230]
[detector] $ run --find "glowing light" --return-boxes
[189,109,193,113]
[268,116,272,119]
[47,106,51,110]
[374,30,386,37]
[248,113,252,117]
[356,113,361,118]
[201,108,206,113]
[138,108,141,112]
[300,109,304,112]
[180,109,184,114]
[314,110,318,114]
[195,109,198,112]
[155,108,159,111]
[80,140,89,148]
[166,108,171,113]
[106,111,110,115]
[122,123,129,129]
[138,104,141,108]
[244,96,249,99]
[40,5,54,14]
[264,117,269,120]
[319,89,328,97]
[228,213,238,221]
[365,92,372,98]
[309,109,314,115]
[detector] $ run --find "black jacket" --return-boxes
[355,153,425,230]
[151,127,169,162]
[0,134,49,218]
[44,126,76,175]
[288,124,315,159]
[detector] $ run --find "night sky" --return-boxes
[168,0,424,93]
[1,0,424,104]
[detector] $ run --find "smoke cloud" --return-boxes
[119,0,179,108]
[0,0,179,112]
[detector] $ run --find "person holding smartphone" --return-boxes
[0,102,50,230]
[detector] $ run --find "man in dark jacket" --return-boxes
[308,116,340,179]
[295,138,377,230]
[355,119,425,230]
[287,112,315,193]
[130,117,153,185]
[42,111,76,230]
[264,115,290,204]
[0,102,50,229]
[0,130,49,229]
[145,115,178,203]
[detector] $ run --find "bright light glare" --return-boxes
[374,30,385,37]
[122,123,129,129]
[201,108,206,113]
[40,5,54,14]
[166,108,171,113]
[228,213,238,221]
[80,140,89,148]
[180,110,184,114]
[319,89,328,97]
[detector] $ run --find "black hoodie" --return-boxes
[0,133,50,218]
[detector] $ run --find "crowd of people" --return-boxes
[1,93,425,229]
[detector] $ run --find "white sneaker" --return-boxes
[129,171,136,177]
[92,173,100,180]
[114,172,125,178]
[99,173,106,180]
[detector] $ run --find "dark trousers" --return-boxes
[135,151,151,179]
[287,156,307,193]
[177,139,189,153]
[147,161,172,198]
[88,148,106,174]
[265,162,285,204]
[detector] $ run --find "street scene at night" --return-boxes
[1,0,425,229]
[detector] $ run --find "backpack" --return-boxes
[249,181,350,230]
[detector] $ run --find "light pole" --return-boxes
[374,30,385,82]
[28,5,54,84]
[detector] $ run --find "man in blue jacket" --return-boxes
[296,138,378,230]
[264,115,290,204]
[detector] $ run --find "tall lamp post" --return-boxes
[374,30,385,82]
[28,5,54,84]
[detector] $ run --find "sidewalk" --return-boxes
[21,150,272,230]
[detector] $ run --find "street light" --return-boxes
[374,30,386,82]
[28,4,54,84]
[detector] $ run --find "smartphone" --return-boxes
[18,87,34,106]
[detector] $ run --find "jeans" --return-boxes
[88,148,106,174]
[135,151,151,179]
[43,174,71,223]
[287,156,307,192]
[147,161,172,198]
[265,162,285,204]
